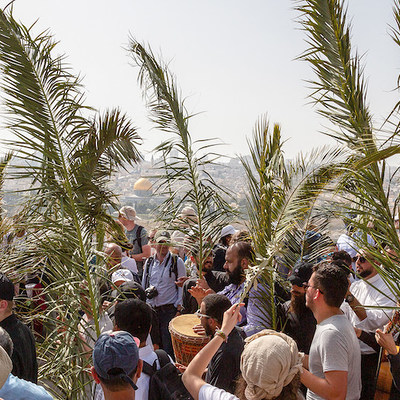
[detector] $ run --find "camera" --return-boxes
[145,285,159,300]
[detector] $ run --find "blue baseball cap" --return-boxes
[93,331,140,390]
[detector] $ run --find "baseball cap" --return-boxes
[154,230,171,243]
[0,345,12,389]
[0,273,14,301]
[93,331,140,390]
[117,281,146,302]
[288,261,314,287]
[111,269,134,285]
[118,206,140,221]
[220,225,237,239]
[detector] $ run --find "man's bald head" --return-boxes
[104,243,123,268]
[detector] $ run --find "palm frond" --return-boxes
[129,39,236,273]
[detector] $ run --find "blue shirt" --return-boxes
[142,252,186,308]
[0,374,53,399]
[218,281,269,336]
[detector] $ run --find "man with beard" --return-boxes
[189,241,267,336]
[195,294,244,394]
[341,249,396,399]
[278,261,316,355]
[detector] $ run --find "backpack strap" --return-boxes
[136,225,143,253]
[155,349,171,368]
[169,254,178,279]
[142,360,156,376]
[143,256,154,289]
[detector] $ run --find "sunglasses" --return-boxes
[195,309,212,319]
[352,255,366,263]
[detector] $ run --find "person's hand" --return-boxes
[376,329,399,355]
[196,278,210,290]
[102,300,113,311]
[175,276,189,287]
[188,285,207,301]
[193,324,207,336]
[221,303,244,337]
[175,363,187,373]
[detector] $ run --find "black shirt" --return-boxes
[205,327,244,393]
[278,300,316,354]
[0,314,38,383]
[181,271,230,314]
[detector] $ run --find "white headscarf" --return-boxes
[240,329,304,400]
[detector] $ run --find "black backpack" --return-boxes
[142,349,193,400]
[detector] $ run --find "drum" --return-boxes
[169,314,210,366]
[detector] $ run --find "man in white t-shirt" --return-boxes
[94,298,173,400]
[341,250,395,399]
[301,262,361,400]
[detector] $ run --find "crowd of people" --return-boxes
[0,204,399,400]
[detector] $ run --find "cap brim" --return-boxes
[155,237,169,243]
[288,275,303,287]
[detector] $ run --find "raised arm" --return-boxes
[182,303,243,400]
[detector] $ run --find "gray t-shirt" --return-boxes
[125,224,148,270]
[307,314,361,400]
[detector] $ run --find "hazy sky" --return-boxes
[1,0,399,160]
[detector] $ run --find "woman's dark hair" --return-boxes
[235,372,301,400]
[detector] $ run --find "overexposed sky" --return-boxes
[0,0,399,160]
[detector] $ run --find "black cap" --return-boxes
[0,273,14,301]
[288,261,314,287]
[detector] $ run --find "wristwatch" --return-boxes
[345,294,355,303]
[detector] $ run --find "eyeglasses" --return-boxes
[303,282,324,294]
[195,309,212,319]
[352,255,366,263]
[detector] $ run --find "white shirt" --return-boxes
[94,343,174,400]
[121,255,138,274]
[142,252,186,308]
[341,273,396,354]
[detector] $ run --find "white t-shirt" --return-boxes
[121,255,138,274]
[307,314,361,400]
[199,384,238,400]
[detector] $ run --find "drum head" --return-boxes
[169,314,203,337]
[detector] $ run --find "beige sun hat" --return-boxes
[0,345,12,388]
[118,206,141,221]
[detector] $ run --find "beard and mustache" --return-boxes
[227,263,244,285]
[289,291,308,315]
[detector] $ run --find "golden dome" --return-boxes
[134,177,152,191]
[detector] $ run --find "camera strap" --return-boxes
[146,252,172,289]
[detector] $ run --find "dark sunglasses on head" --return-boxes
[352,255,366,263]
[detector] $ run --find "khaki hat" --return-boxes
[0,345,12,389]
[154,230,171,243]
[119,206,141,221]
